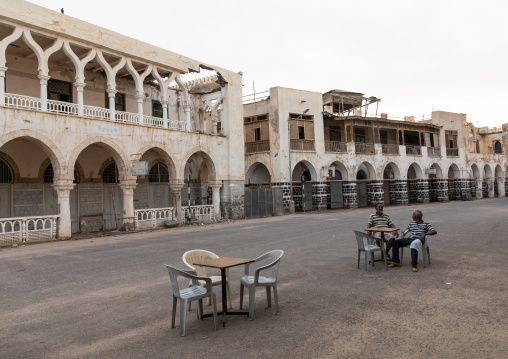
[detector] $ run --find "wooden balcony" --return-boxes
[355,142,375,154]
[245,140,270,154]
[325,141,346,153]
[290,139,315,151]
[446,148,459,157]
[406,146,422,156]
[381,144,399,155]
[427,147,441,157]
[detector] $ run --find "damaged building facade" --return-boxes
[0,1,244,244]
[244,87,508,212]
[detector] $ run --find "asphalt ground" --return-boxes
[1,198,507,359]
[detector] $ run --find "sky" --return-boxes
[28,0,508,127]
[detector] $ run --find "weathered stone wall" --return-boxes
[220,180,245,219]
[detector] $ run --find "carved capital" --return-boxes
[134,93,145,101]
[52,183,75,197]
[73,82,86,90]
[106,88,118,96]
[209,180,222,190]
[169,181,185,191]
[37,74,51,84]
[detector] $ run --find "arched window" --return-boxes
[44,164,54,183]
[149,163,169,183]
[494,141,502,154]
[74,169,80,184]
[0,159,13,183]
[102,162,119,183]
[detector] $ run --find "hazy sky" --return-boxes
[29,0,508,127]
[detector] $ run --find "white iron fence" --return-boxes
[182,205,214,224]
[134,207,175,229]
[0,215,58,246]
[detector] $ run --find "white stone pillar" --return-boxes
[135,93,144,125]
[209,181,222,221]
[161,100,169,128]
[488,178,495,198]
[212,119,217,134]
[74,82,86,116]
[53,183,75,239]
[476,179,483,199]
[119,182,136,220]
[184,104,191,130]
[106,88,117,121]
[169,181,184,224]
[497,179,505,197]
[38,75,51,111]
[0,66,7,106]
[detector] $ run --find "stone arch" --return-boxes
[67,137,129,181]
[407,162,423,179]
[448,163,460,179]
[483,164,493,179]
[246,162,271,185]
[382,162,401,180]
[495,164,503,179]
[292,160,317,182]
[356,161,376,180]
[181,147,217,181]
[0,130,63,180]
[137,145,177,181]
[470,163,480,179]
[493,141,502,154]
[429,163,443,179]
[183,150,217,182]
[329,161,348,180]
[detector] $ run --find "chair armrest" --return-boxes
[254,258,280,283]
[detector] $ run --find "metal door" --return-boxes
[149,184,169,208]
[330,181,343,209]
[44,184,57,215]
[103,184,123,230]
[70,186,79,233]
[357,181,368,207]
[302,183,313,211]
[383,181,391,205]
[0,185,11,218]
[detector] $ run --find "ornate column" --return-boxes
[119,182,137,220]
[74,82,86,116]
[169,181,184,224]
[0,66,7,106]
[476,179,483,199]
[209,181,222,221]
[38,75,51,111]
[106,88,117,121]
[135,93,144,125]
[53,182,75,239]
[161,100,169,128]
[497,178,505,197]
[184,104,191,130]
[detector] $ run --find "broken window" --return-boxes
[255,127,261,141]
[104,91,126,112]
[298,126,305,139]
[445,131,458,148]
[48,79,72,103]
[354,128,366,143]
[152,100,163,118]
[494,141,502,154]
[404,130,420,146]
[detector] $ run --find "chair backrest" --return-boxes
[164,264,210,298]
[182,250,219,277]
[253,249,284,280]
[354,231,373,250]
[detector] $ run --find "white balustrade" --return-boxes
[5,93,41,110]
[134,207,175,229]
[181,205,214,224]
[47,99,78,115]
[4,93,193,132]
[0,215,58,246]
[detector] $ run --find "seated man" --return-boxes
[367,202,399,260]
[389,210,437,272]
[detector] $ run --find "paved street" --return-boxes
[1,199,508,358]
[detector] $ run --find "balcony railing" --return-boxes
[3,93,194,132]
[406,146,422,156]
[427,147,441,156]
[355,142,375,154]
[290,139,315,151]
[381,144,399,155]
[134,207,175,229]
[182,205,215,224]
[325,141,347,153]
[446,148,459,157]
[488,146,504,155]
[0,215,58,246]
[245,140,270,154]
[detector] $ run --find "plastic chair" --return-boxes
[164,264,218,336]
[354,231,388,271]
[400,234,432,268]
[240,250,284,320]
[182,250,232,310]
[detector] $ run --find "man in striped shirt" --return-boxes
[389,210,437,272]
[367,202,399,259]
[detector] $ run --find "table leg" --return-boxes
[220,268,227,327]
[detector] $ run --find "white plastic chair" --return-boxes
[354,230,388,271]
[400,234,432,268]
[164,265,218,336]
[240,250,284,320]
[182,250,232,310]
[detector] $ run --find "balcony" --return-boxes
[381,144,399,155]
[290,139,315,151]
[325,141,347,153]
[3,93,194,132]
[355,142,375,154]
[406,146,422,156]
[427,147,441,157]
[446,148,459,157]
[245,140,270,154]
